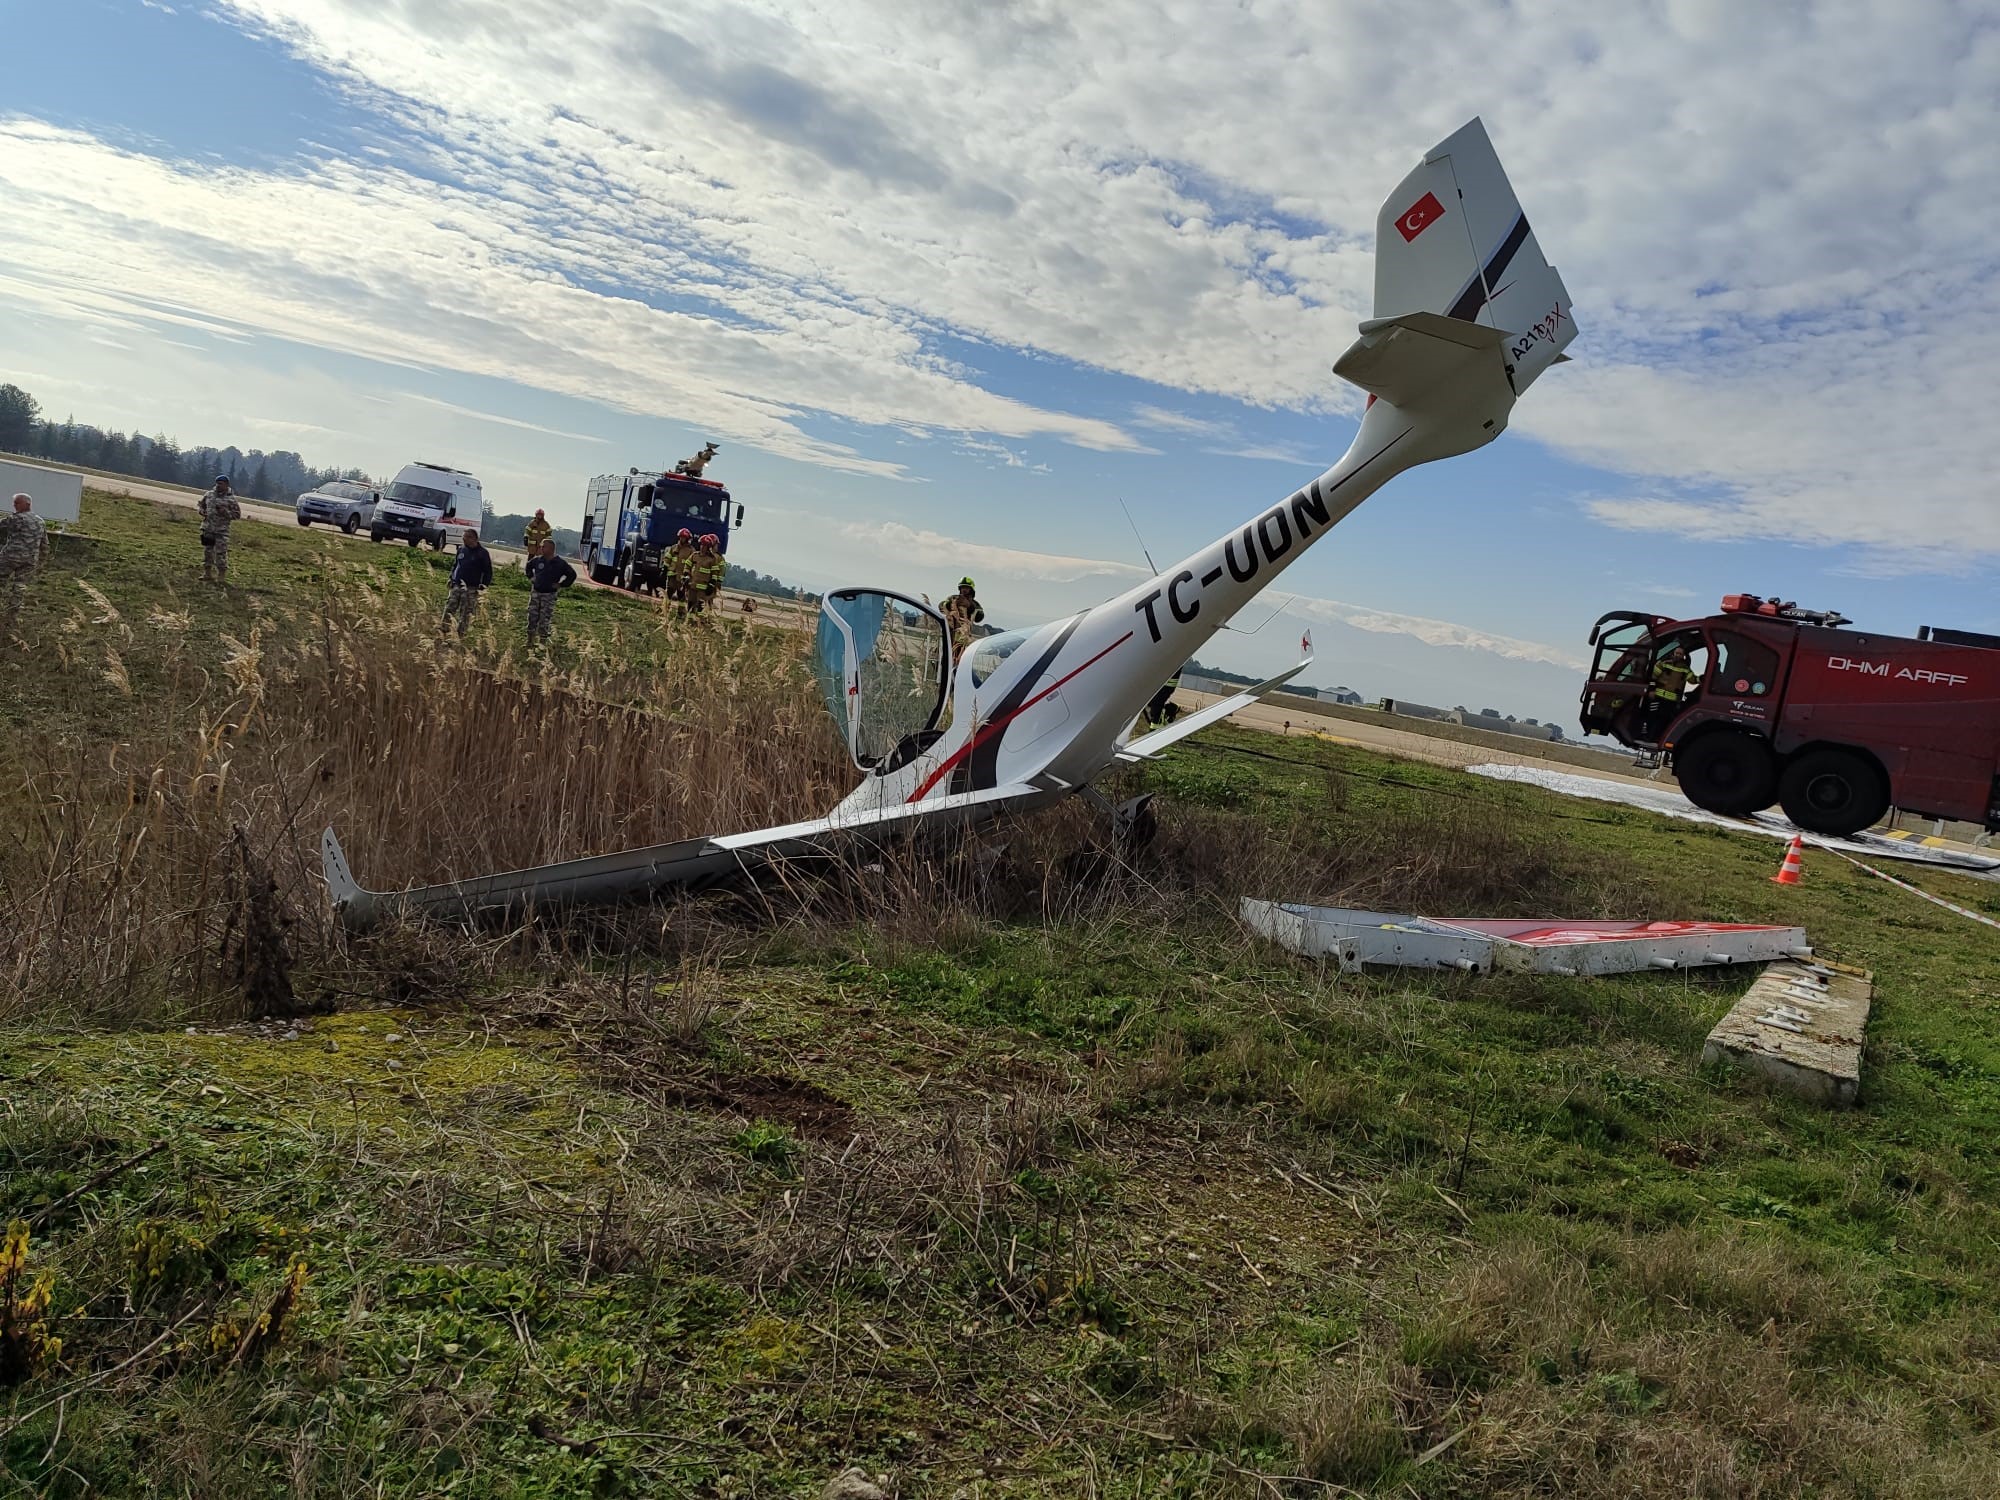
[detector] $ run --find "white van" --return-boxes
[369,462,484,550]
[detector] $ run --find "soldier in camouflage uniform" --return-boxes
[439,531,493,640]
[197,475,242,584]
[524,539,576,646]
[1,493,48,633]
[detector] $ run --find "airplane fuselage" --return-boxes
[838,385,1516,818]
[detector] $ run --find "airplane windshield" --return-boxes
[965,630,1028,687]
[814,589,951,770]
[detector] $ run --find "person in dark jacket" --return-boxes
[525,539,577,645]
[1143,662,1189,727]
[439,531,493,639]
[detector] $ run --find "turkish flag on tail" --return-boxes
[1394,190,1446,242]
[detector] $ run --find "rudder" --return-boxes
[1371,118,1576,394]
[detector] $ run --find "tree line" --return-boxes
[1,380,820,602]
[0,382,373,505]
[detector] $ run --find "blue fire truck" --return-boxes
[579,463,743,589]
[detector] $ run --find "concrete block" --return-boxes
[1702,961,1872,1108]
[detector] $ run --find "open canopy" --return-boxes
[814,589,952,771]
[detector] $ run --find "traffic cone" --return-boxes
[1771,835,1805,886]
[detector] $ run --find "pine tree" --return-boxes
[144,434,183,482]
[0,383,39,454]
[250,460,273,501]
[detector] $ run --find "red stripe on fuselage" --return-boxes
[907,632,1134,803]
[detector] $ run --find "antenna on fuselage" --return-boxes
[1115,497,1159,576]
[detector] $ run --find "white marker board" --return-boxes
[0,459,84,524]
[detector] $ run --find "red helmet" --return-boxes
[701,533,717,546]
[676,528,692,540]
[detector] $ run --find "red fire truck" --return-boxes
[1579,595,2000,837]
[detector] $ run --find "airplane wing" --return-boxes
[323,778,1060,930]
[1115,651,1315,763]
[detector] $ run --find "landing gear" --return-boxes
[1080,788,1159,854]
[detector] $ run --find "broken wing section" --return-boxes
[322,778,1060,930]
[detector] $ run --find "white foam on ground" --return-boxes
[1468,764,2000,881]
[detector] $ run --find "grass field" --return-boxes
[4,492,2000,1497]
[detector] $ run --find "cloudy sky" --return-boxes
[5,0,1997,724]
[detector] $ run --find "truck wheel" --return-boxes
[296,517,311,527]
[1778,749,1889,837]
[1674,732,1777,817]
[589,563,618,585]
[342,513,360,535]
[370,529,385,543]
[407,538,420,549]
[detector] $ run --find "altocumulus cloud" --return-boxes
[7,0,2000,567]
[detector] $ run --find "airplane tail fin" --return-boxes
[1370,118,1576,395]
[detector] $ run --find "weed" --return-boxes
[731,1120,800,1171]
[0,1224,60,1387]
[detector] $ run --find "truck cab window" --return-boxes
[1709,632,1779,697]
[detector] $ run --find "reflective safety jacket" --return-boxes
[522,517,553,552]
[1650,657,1696,702]
[666,543,698,582]
[694,550,726,593]
[943,593,985,648]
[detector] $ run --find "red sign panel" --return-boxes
[1454,919,1790,947]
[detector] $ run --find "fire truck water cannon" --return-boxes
[1580,596,2000,838]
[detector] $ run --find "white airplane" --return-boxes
[324,118,1577,928]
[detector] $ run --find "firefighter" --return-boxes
[942,576,985,655]
[665,527,698,609]
[521,509,553,555]
[1642,642,1698,740]
[688,533,726,617]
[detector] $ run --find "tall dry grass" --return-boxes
[1,577,851,1023]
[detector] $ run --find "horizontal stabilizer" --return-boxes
[1117,653,1314,762]
[1333,312,1509,407]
